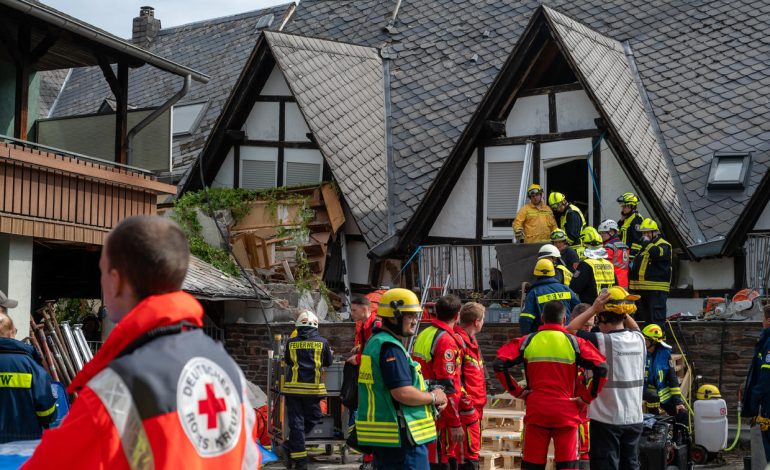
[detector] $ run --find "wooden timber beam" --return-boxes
[97,56,129,165]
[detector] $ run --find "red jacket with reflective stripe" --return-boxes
[494,324,607,427]
[455,326,487,408]
[22,292,261,470]
[354,313,380,364]
[604,236,630,288]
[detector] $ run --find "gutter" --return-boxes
[687,237,726,259]
[2,0,209,84]
[382,53,396,236]
[127,74,191,168]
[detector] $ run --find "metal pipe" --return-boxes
[277,2,297,31]
[47,335,71,385]
[72,324,93,362]
[46,319,76,379]
[126,74,191,166]
[60,321,84,371]
[517,140,535,212]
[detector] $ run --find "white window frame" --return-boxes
[283,149,324,186]
[239,146,278,188]
[483,145,527,239]
[539,138,594,223]
[171,101,208,136]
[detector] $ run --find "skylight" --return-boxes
[172,102,207,136]
[708,152,751,190]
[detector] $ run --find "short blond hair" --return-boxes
[459,302,485,324]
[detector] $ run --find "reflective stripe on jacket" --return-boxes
[604,238,629,288]
[584,258,615,295]
[629,236,672,292]
[645,346,682,406]
[555,263,573,286]
[356,330,436,447]
[512,202,557,243]
[413,320,464,427]
[455,327,486,408]
[559,204,586,246]
[619,212,644,257]
[282,328,333,396]
[520,277,580,335]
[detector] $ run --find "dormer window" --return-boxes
[172,101,208,136]
[708,152,750,190]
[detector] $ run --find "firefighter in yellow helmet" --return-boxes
[628,218,672,326]
[512,184,557,243]
[642,324,686,422]
[569,227,616,305]
[520,259,580,334]
[617,192,645,259]
[550,229,580,271]
[548,192,586,248]
[356,288,447,470]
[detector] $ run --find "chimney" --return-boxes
[132,6,161,47]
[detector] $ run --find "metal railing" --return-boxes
[418,244,503,293]
[745,233,770,294]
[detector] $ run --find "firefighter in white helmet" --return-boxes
[598,219,630,289]
[538,243,572,285]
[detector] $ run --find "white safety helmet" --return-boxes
[538,244,561,259]
[295,310,319,328]
[597,219,619,233]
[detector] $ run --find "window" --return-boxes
[240,147,277,189]
[708,152,751,190]
[484,145,527,238]
[172,102,207,136]
[284,149,323,186]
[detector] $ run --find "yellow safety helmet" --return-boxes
[527,184,544,196]
[642,324,672,348]
[696,384,721,400]
[550,229,567,242]
[580,226,603,246]
[639,218,659,232]
[533,258,556,277]
[377,288,422,318]
[548,192,566,209]
[616,192,639,206]
[604,286,640,316]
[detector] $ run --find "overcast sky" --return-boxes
[41,0,289,38]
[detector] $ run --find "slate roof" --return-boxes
[285,0,770,251]
[37,69,69,119]
[264,32,389,247]
[183,255,265,300]
[49,3,294,177]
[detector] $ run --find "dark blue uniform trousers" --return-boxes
[283,395,323,464]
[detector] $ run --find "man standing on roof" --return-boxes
[280,310,334,470]
[356,288,447,470]
[628,218,672,325]
[413,295,465,470]
[570,227,616,305]
[617,193,644,259]
[641,324,686,423]
[454,302,487,470]
[551,229,581,271]
[520,259,580,335]
[548,192,586,248]
[538,244,573,285]
[24,216,262,469]
[598,219,630,289]
[512,184,557,243]
[567,287,646,470]
[0,301,57,444]
[494,300,608,470]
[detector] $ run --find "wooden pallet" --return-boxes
[490,393,526,411]
[481,429,522,452]
[482,409,526,431]
[479,450,555,470]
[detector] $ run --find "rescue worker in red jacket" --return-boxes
[572,303,594,467]
[494,301,608,470]
[413,295,465,470]
[23,216,261,470]
[597,219,630,289]
[454,302,488,470]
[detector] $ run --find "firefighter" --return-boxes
[280,310,333,470]
[513,184,557,243]
[413,295,466,470]
[538,244,573,285]
[628,218,672,325]
[24,216,261,469]
[454,302,487,470]
[597,219,630,289]
[570,227,616,305]
[616,192,644,258]
[642,325,686,422]
[356,288,447,470]
[0,308,57,443]
[494,300,608,470]
[567,287,646,470]
[573,303,594,467]
[520,259,580,335]
[551,229,580,271]
[742,304,770,462]
[548,192,586,248]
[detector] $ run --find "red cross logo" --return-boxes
[198,383,227,429]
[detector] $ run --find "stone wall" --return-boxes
[225,320,759,419]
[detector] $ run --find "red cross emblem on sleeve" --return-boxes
[198,382,227,429]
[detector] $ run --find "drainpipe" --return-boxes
[126,74,190,167]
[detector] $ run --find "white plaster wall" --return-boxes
[243,101,279,140]
[753,202,770,231]
[284,102,312,142]
[261,66,292,96]
[599,141,655,223]
[347,241,371,285]
[429,151,478,239]
[0,236,33,339]
[555,90,600,132]
[678,257,734,290]
[505,95,549,137]
[212,147,235,188]
[343,205,362,235]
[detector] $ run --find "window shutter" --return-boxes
[285,161,321,186]
[241,160,276,189]
[487,161,523,219]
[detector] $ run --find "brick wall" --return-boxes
[225,320,759,419]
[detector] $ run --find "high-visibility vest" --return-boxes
[559,204,586,246]
[583,258,615,295]
[356,331,437,447]
[588,331,646,425]
[556,263,573,285]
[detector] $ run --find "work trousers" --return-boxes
[635,290,667,325]
[428,423,460,468]
[458,405,482,464]
[589,420,642,470]
[521,423,579,470]
[373,442,429,470]
[578,419,590,461]
[284,395,323,466]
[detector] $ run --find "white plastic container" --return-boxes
[694,398,729,452]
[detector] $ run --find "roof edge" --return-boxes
[722,154,770,255]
